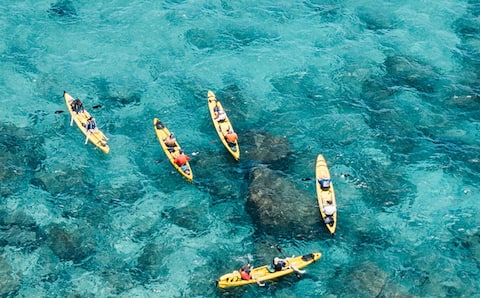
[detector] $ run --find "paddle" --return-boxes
[275,245,284,255]
[85,130,90,144]
[254,276,265,287]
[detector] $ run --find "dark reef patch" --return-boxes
[46,223,96,263]
[0,122,46,197]
[48,0,77,18]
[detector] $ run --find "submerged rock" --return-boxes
[356,6,399,31]
[270,68,319,99]
[46,223,96,263]
[136,242,169,280]
[247,166,319,236]
[0,210,43,252]
[243,131,291,164]
[185,28,216,50]
[161,206,209,234]
[0,254,20,296]
[100,270,135,295]
[48,0,77,18]
[384,55,439,93]
[346,262,388,297]
[0,122,46,196]
[89,77,144,111]
[31,161,94,196]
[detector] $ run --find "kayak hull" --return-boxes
[153,118,193,183]
[64,91,109,154]
[207,90,240,161]
[217,252,321,288]
[315,154,337,234]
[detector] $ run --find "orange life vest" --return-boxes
[225,132,237,143]
[240,270,250,280]
[174,154,189,166]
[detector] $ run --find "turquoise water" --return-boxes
[1,0,479,297]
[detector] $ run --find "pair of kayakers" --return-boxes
[162,132,191,175]
[211,98,238,146]
[69,97,100,137]
[237,256,306,283]
[318,176,337,226]
[71,97,105,145]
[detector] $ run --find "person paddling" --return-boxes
[238,264,265,286]
[214,105,227,122]
[174,150,191,174]
[84,117,108,145]
[224,128,238,147]
[71,98,84,114]
[85,117,97,144]
[164,133,177,152]
[70,98,84,125]
[272,257,305,274]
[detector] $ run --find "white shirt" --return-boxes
[216,111,226,121]
[324,204,336,216]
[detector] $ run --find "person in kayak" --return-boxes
[239,264,252,280]
[214,106,227,122]
[85,117,108,145]
[174,150,191,174]
[324,200,336,216]
[71,98,84,114]
[238,264,265,286]
[164,133,176,152]
[224,128,238,147]
[86,117,97,131]
[272,257,306,274]
[318,176,331,191]
[323,200,336,226]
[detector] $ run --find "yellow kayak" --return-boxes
[63,91,109,154]
[315,154,337,235]
[153,118,193,183]
[217,252,321,288]
[207,90,240,161]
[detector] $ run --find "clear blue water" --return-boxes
[1,0,479,297]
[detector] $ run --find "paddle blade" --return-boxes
[54,110,64,114]
[275,245,283,254]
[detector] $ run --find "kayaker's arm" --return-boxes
[254,278,265,287]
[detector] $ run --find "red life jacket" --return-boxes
[225,132,237,143]
[240,270,250,280]
[174,154,189,166]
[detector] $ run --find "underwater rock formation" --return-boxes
[0,254,20,296]
[243,131,291,164]
[46,223,96,263]
[247,166,319,237]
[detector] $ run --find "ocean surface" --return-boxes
[1,0,479,297]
